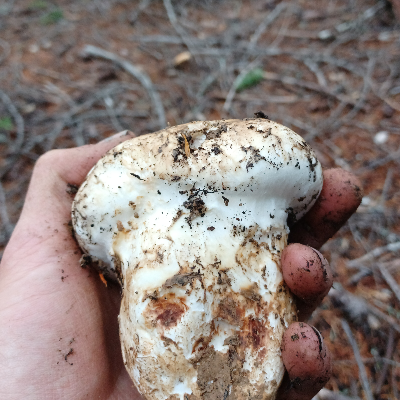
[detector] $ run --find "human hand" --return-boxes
[0,134,362,399]
[0,131,140,399]
[277,169,363,400]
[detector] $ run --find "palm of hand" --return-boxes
[0,240,136,398]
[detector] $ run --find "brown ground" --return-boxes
[0,0,400,398]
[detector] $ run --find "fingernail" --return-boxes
[101,130,135,143]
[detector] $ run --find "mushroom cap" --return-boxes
[72,118,323,400]
[73,119,322,280]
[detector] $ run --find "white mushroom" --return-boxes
[72,118,323,400]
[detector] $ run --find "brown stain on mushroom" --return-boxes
[240,317,268,353]
[144,293,188,329]
[215,295,244,326]
[117,220,124,231]
[241,282,262,303]
[163,271,202,288]
[192,335,212,354]
[156,304,185,328]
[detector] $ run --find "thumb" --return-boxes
[20,130,136,223]
[52,130,136,185]
[3,131,136,262]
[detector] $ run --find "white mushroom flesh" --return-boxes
[72,119,323,400]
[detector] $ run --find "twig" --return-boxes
[222,57,262,114]
[341,319,374,400]
[71,120,85,147]
[132,40,368,86]
[0,180,13,240]
[392,363,399,399]
[69,109,148,125]
[138,45,163,61]
[340,57,375,123]
[131,34,373,87]
[330,288,372,326]
[163,0,199,63]
[262,71,359,106]
[81,45,166,129]
[314,388,361,400]
[378,263,400,304]
[305,101,348,141]
[333,1,386,33]
[23,83,145,152]
[129,0,152,24]
[222,3,287,112]
[379,167,394,209]
[104,96,125,133]
[347,267,372,286]
[329,288,400,334]
[350,378,359,398]
[367,303,400,334]
[347,219,369,254]
[249,2,288,47]
[279,115,319,137]
[47,108,147,148]
[0,39,11,65]
[376,57,399,100]
[130,35,368,81]
[368,78,400,112]
[131,34,206,45]
[347,242,400,268]
[303,58,328,87]
[374,328,395,395]
[268,4,292,49]
[359,146,400,172]
[43,116,70,152]
[334,357,400,368]
[44,82,76,108]
[234,94,298,103]
[385,258,400,273]
[222,3,287,114]
[0,89,25,153]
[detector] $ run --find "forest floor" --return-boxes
[0,0,400,399]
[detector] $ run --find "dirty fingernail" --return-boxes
[101,130,136,143]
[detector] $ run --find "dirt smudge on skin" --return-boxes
[66,183,79,196]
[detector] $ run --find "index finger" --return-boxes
[288,168,363,249]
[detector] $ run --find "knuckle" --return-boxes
[35,149,67,171]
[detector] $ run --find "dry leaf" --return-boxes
[174,51,191,67]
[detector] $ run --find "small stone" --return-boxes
[318,29,334,40]
[373,131,389,145]
[29,44,39,53]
